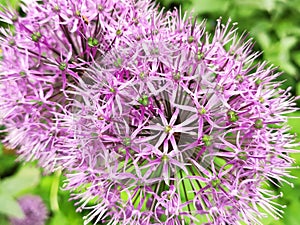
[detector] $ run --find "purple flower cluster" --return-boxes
[9,195,48,225]
[0,0,298,225]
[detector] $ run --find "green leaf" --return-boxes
[0,165,40,196]
[0,214,10,225]
[0,0,20,9]
[0,194,24,218]
[191,0,230,14]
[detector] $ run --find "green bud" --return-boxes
[31,32,41,42]
[255,79,262,86]
[138,95,149,106]
[211,179,220,188]
[58,62,67,71]
[123,137,131,146]
[202,135,212,146]
[114,58,122,67]
[87,37,99,47]
[197,51,204,60]
[173,72,181,80]
[198,107,206,115]
[254,119,263,129]
[188,36,194,43]
[162,155,169,162]
[227,110,238,122]
[237,151,247,161]
[164,125,172,133]
[235,74,243,83]
[116,29,122,36]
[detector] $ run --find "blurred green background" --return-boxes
[0,0,300,224]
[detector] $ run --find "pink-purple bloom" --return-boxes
[0,0,299,225]
[9,195,48,225]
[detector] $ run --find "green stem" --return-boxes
[50,170,61,212]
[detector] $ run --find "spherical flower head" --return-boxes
[9,195,48,225]
[61,11,299,225]
[0,1,299,225]
[0,0,157,170]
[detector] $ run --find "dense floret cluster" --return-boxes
[0,1,298,225]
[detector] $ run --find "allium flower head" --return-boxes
[0,1,299,225]
[0,0,157,170]
[61,12,298,225]
[9,195,48,225]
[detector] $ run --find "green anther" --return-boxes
[173,72,181,80]
[58,62,67,71]
[237,151,247,161]
[109,87,116,93]
[31,32,41,42]
[188,36,194,43]
[37,101,43,106]
[118,147,126,154]
[123,137,131,146]
[162,155,169,162]
[91,132,98,137]
[198,107,206,115]
[114,58,122,67]
[150,47,159,55]
[87,37,99,47]
[235,74,243,83]
[164,125,172,133]
[211,179,220,187]
[97,4,103,11]
[19,71,26,77]
[116,29,122,36]
[259,97,264,103]
[255,79,262,86]
[188,66,193,75]
[138,95,149,106]
[139,72,145,79]
[53,5,60,11]
[98,115,104,120]
[254,119,263,129]
[9,39,15,46]
[40,119,47,124]
[197,51,204,60]
[133,17,139,25]
[227,110,238,122]
[152,30,159,35]
[202,135,212,147]
[75,10,81,16]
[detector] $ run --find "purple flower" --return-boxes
[0,1,299,225]
[9,195,48,225]
[61,13,298,225]
[0,0,157,170]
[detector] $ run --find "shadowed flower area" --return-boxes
[0,0,299,225]
[9,195,48,225]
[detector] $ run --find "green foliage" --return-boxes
[0,165,40,219]
[0,0,20,8]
